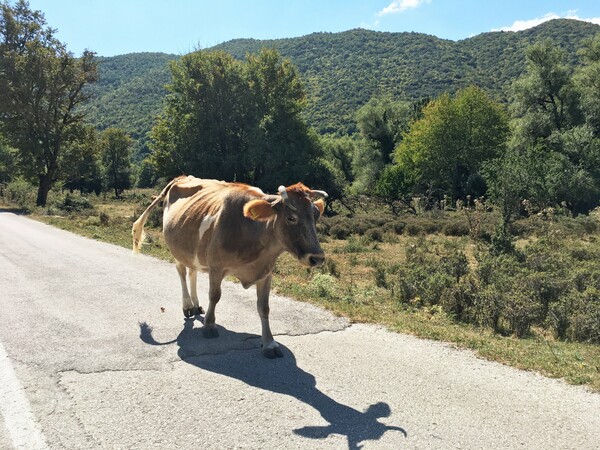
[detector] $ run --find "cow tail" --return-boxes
[132,176,182,254]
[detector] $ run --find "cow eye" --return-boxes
[286,214,297,224]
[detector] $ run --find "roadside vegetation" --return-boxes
[2,187,598,391]
[1,2,599,391]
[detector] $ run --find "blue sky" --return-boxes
[25,0,600,57]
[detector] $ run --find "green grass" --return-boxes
[6,191,598,392]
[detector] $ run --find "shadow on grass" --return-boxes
[140,318,407,449]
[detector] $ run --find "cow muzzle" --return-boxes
[306,252,325,268]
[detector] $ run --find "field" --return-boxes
[2,188,599,391]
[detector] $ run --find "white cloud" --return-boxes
[492,12,600,33]
[377,0,431,18]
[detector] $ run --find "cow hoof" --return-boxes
[183,308,193,318]
[262,346,284,359]
[202,327,219,338]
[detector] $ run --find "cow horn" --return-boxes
[278,185,298,211]
[278,185,288,201]
[310,190,329,200]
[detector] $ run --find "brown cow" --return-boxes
[132,176,327,358]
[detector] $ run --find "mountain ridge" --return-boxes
[84,19,600,157]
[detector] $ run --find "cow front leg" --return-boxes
[188,269,204,315]
[202,271,223,338]
[256,275,283,358]
[176,262,196,318]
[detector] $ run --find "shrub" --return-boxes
[99,212,110,226]
[329,223,351,240]
[383,220,406,235]
[365,227,383,242]
[5,178,34,209]
[442,220,470,236]
[53,193,93,213]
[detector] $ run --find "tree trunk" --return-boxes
[36,174,53,207]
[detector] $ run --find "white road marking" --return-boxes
[0,342,48,450]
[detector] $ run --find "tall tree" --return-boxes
[151,49,327,192]
[510,39,582,148]
[101,128,132,198]
[352,97,410,193]
[574,33,600,134]
[61,126,102,195]
[0,0,98,205]
[0,134,16,186]
[246,48,322,189]
[151,51,250,181]
[394,86,508,200]
[487,38,600,216]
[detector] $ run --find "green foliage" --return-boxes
[136,158,158,188]
[151,49,326,192]
[51,193,94,213]
[0,136,17,185]
[101,128,133,198]
[61,126,103,195]
[309,273,339,299]
[82,21,600,148]
[0,0,98,206]
[3,177,35,209]
[575,34,600,133]
[394,86,509,200]
[82,53,179,161]
[352,97,411,193]
[391,233,600,342]
[509,39,582,148]
[486,36,600,219]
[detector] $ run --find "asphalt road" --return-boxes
[0,210,599,449]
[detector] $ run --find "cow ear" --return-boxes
[244,199,277,222]
[314,199,325,217]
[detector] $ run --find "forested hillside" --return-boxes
[82,53,179,158]
[83,19,600,155]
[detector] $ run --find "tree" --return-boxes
[61,126,102,195]
[494,38,600,215]
[246,49,322,189]
[352,97,411,193]
[0,0,98,206]
[0,134,15,183]
[101,128,133,198]
[394,86,509,201]
[574,33,600,134]
[510,39,582,148]
[151,50,251,181]
[136,158,158,188]
[151,49,327,193]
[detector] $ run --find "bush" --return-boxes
[99,212,110,226]
[383,220,406,235]
[5,178,34,209]
[442,220,470,236]
[365,227,383,242]
[53,193,94,213]
[329,223,351,239]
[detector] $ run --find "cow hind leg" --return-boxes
[176,262,196,318]
[188,269,204,315]
[202,271,223,338]
[257,275,283,358]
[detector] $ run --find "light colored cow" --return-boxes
[132,176,327,358]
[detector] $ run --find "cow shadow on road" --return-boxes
[140,318,407,449]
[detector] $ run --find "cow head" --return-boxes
[243,183,327,267]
